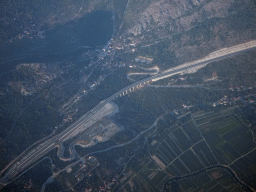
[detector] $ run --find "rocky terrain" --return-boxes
[126,0,236,36]
[116,0,256,68]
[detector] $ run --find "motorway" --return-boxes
[1,40,256,186]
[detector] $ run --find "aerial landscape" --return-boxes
[0,0,256,191]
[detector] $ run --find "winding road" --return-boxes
[0,40,256,189]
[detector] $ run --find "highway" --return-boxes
[1,40,256,186]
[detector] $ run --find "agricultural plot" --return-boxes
[229,149,256,189]
[166,167,250,192]
[119,155,168,192]
[121,168,167,192]
[149,113,218,177]
[119,106,256,191]
[192,106,256,190]
[193,106,256,165]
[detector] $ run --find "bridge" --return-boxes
[1,40,256,188]
[118,81,152,97]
